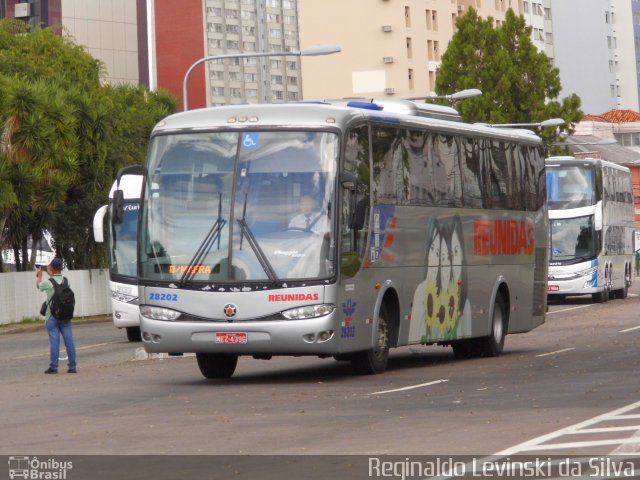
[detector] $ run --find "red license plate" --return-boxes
[547,285,560,292]
[215,332,248,344]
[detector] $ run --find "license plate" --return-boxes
[547,285,560,292]
[215,332,248,344]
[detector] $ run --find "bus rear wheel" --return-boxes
[351,304,390,375]
[478,293,507,357]
[452,293,507,359]
[196,353,238,379]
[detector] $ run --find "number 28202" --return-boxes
[149,293,178,301]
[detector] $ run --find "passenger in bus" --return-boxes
[288,193,330,236]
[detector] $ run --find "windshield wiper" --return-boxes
[236,192,279,284]
[179,193,226,286]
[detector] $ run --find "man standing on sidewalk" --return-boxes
[36,257,77,374]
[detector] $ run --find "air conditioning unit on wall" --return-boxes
[382,25,393,32]
[384,87,396,94]
[383,56,395,63]
[15,2,31,17]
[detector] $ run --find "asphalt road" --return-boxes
[1,286,640,461]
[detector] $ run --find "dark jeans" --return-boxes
[46,316,77,370]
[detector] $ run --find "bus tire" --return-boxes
[615,266,630,299]
[126,326,142,342]
[478,293,507,357]
[196,353,238,379]
[593,269,610,302]
[351,303,390,375]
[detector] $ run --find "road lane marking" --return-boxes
[619,325,640,333]
[496,400,640,455]
[547,304,592,315]
[612,429,640,454]
[11,341,121,360]
[368,379,449,395]
[536,347,575,357]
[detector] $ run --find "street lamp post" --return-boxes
[490,118,565,128]
[407,88,483,102]
[182,44,341,111]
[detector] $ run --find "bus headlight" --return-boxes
[576,266,597,278]
[282,304,335,320]
[140,305,182,321]
[111,291,138,303]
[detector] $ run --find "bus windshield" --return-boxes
[140,130,338,284]
[549,215,597,262]
[110,202,139,277]
[546,164,596,208]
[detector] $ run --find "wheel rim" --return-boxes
[492,304,504,343]
[373,316,388,360]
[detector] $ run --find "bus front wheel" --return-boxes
[351,304,390,375]
[196,353,238,379]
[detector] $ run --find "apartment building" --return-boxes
[551,0,640,113]
[0,0,145,86]
[297,0,524,100]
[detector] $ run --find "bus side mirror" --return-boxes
[341,171,358,190]
[594,201,603,231]
[93,205,108,242]
[112,189,125,225]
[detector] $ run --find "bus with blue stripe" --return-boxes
[127,99,549,378]
[546,156,634,302]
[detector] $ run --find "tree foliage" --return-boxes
[0,19,177,271]
[435,8,583,149]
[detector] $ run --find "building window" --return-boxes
[225,9,239,19]
[405,6,411,27]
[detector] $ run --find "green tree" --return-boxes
[49,85,175,269]
[0,19,177,271]
[435,8,583,149]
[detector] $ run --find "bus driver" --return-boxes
[288,193,330,236]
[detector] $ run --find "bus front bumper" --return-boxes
[140,313,341,355]
[547,276,600,296]
[112,300,140,328]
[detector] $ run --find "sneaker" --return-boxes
[44,368,58,374]
[67,368,77,374]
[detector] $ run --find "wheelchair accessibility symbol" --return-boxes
[241,133,259,149]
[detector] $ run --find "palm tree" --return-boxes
[0,77,79,270]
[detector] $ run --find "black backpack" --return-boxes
[49,277,75,321]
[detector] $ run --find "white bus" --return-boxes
[546,156,634,302]
[127,100,549,378]
[93,171,143,341]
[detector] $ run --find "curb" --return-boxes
[0,315,112,335]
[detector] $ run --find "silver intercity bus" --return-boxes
[93,173,143,342]
[130,100,548,378]
[546,156,634,302]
